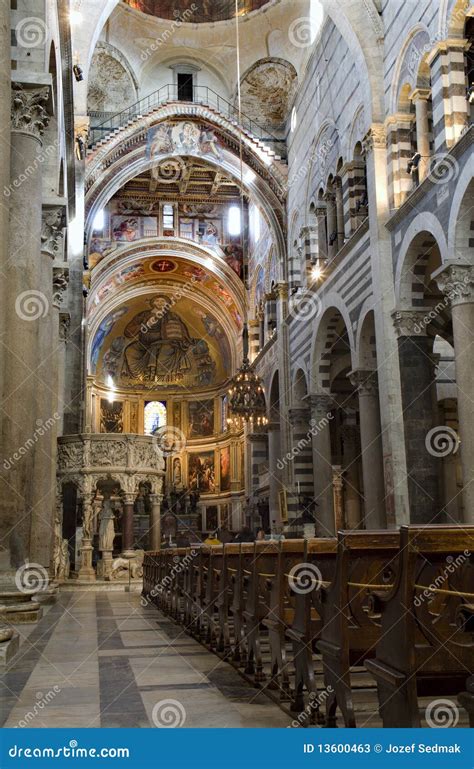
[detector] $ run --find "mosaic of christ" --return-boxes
[96,297,230,389]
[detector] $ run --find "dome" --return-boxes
[123,0,271,24]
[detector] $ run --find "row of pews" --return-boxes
[143,525,474,728]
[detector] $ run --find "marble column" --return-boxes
[393,310,441,523]
[316,205,328,262]
[308,394,335,536]
[349,369,386,529]
[341,418,362,529]
[324,193,337,259]
[29,211,67,566]
[288,406,314,521]
[267,421,283,524]
[335,178,345,250]
[434,263,474,522]
[410,88,431,181]
[149,492,163,551]
[0,84,50,563]
[122,493,136,554]
[362,125,410,525]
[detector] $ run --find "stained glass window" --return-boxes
[144,401,167,435]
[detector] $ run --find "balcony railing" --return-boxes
[88,84,287,160]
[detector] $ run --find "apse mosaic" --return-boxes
[92,295,232,391]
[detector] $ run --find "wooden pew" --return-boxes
[317,530,399,727]
[242,542,279,682]
[365,524,474,727]
[286,538,338,718]
[228,544,254,664]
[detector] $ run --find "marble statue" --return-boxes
[98,500,116,552]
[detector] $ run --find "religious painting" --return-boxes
[173,401,182,430]
[146,121,222,162]
[173,457,182,486]
[188,400,214,438]
[188,452,215,493]
[220,446,231,492]
[223,243,243,278]
[111,216,140,242]
[240,59,298,131]
[100,399,123,433]
[116,264,145,284]
[199,219,221,246]
[278,489,288,523]
[220,503,230,530]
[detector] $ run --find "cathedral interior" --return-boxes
[0,0,473,734]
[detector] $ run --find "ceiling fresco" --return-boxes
[88,255,243,332]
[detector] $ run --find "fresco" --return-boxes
[147,121,222,162]
[220,446,231,492]
[91,307,129,372]
[100,399,123,433]
[188,452,215,493]
[240,59,297,130]
[188,400,214,438]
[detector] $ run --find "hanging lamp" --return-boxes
[227,0,268,431]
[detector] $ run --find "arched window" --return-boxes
[144,401,167,435]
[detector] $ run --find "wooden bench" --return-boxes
[317,530,399,727]
[365,524,474,727]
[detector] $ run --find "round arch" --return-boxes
[395,213,449,307]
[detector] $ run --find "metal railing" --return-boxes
[88,84,287,159]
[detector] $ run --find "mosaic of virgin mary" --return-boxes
[121,298,196,385]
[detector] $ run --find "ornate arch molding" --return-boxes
[389,24,432,114]
[304,119,340,211]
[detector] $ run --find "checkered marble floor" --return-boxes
[0,592,290,728]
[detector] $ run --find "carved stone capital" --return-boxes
[288,407,310,427]
[52,267,69,309]
[11,84,49,138]
[391,309,431,337]
[348,369,379,397]
[75,116,90,161]
[362,124,387,154]
[432,263,474,308]
[42,206,66,257]
[409,87,432,103]
[306,393,333,418]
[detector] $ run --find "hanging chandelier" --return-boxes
[226,0,268,432]
[227,326,268,430]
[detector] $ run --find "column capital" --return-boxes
[11,83,49,139]
[41,204,66,257]
[348,368,379,396]
[275,281,289,300]
[432,262,474,307]
[315,204,327,216]
[391,308,432,337]
[323,191,335,203]
[52,266,69,309]
[306,393,334,417]
[362,123,387,154]
[409,87,432,103]
[123,493,136,506]
[75,116,90,160]
[288,407,310,426]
